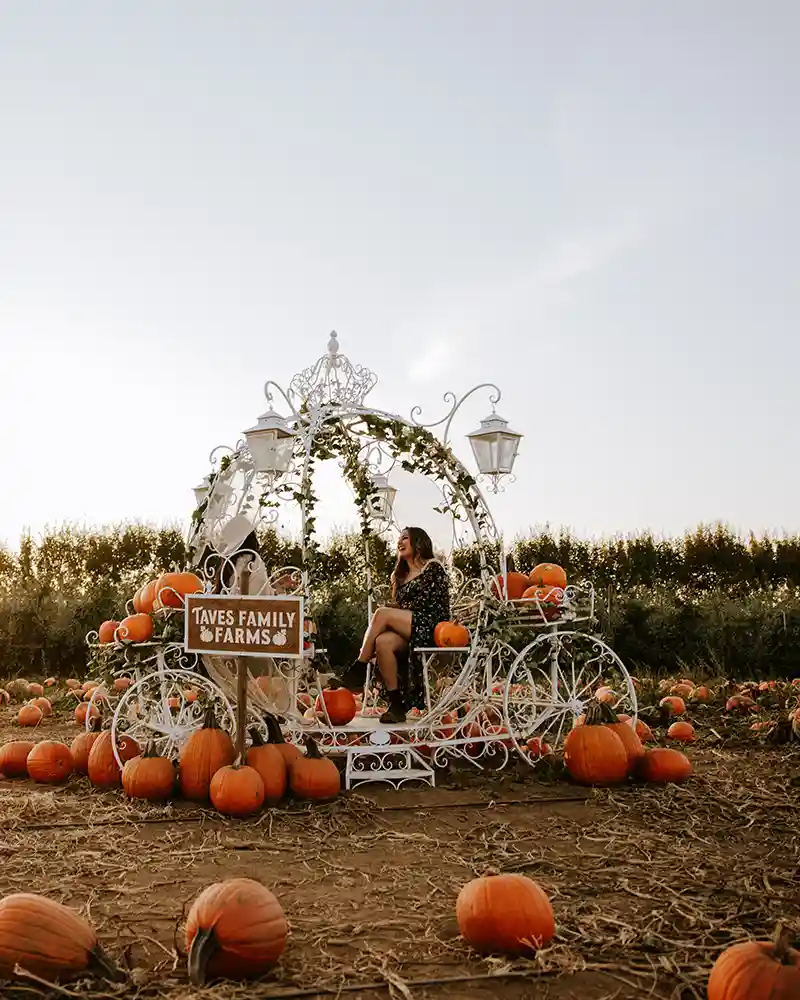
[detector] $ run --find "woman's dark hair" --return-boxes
[391,526,434,600]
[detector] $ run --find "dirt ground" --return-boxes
[0,705,798,1000]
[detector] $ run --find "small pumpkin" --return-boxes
[185,878,287,985]
[491,571,531,601]
[456,873,555,955]
[637,747,693,784]
[0,892,123,982]
[690,685,711,703]
[70,721,102,775]
[65,678,81,691]
[210,763,265,817]
[179,708,236,801]
[315,682,357,725]
[27,682,44,697]
[117,613,154,643]
[659,696,686,717]
[634,718,654,741]
[87,731,140,788]
[289,737,340,801]
[563,702,629,785]
[0,741,36,777]
[74,702,100,727]
[263,713,303,767]
[113,677,131,692]
[521,585,563,617]
[154,571,204,609]
[122,743,176,801]
[97,620,120,644]
[433,621,471,648]
[30,696,52,717]
[670,681,694,699]
[708,924,800,1000]
[528,562,567,590]
[43,677,57,687]
[726,694,758,713]
[247,729,287,804]
[667,721,695,742]
[27,741,73,784]
[18,704,43,728]
[595,686,617,705]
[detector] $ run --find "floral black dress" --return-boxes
[394,560,451,708]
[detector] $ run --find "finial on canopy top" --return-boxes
[327,331,339,356]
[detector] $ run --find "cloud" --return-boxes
[532,221,645,286]
[407,335,456,383]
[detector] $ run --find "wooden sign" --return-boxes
[184,594,304,658]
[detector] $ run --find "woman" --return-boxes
[340,526,450,723]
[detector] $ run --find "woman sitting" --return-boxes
[340,526,450,723]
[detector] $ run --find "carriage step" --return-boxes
[345,745,435,790]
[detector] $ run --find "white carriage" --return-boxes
[86,334,638,785]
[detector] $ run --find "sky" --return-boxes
[1,1,798,552]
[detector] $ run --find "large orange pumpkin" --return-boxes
[315,684,357,726]
[529,563,567,589]
[185,878,287,986]
[18,704,43,728]
[154,571,204,609]
[491,572,531,601]
[600,709,644,771]
[122,743,176,801]
[74,702,100,727]
[289,737,340,801]
[563,703,629,785]
[637,747,693,784]
[26,741,73,784]
[87,731,140,788]
[0,893,123,982]
[133,579,158,614]
[117,613,153,643]
[708,928,800,1000]
[210,764,265,817]
[0,741,36,777]
[97,620,120,645]
[433,621,471,648]
[246,729,287,805]
[70,725,102,775]
[456,873,555,955]
[30,697,52,717]
[179,708,236,801]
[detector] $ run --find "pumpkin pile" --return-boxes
[94,570,205,648]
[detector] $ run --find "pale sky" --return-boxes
[1,1,798,552]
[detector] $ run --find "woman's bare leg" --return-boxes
[375,632,408,691]
[358,607,412,662]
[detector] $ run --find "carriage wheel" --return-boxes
[503,631,638,765]
[109,670,236,769]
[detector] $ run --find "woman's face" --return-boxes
[397,532,413,560]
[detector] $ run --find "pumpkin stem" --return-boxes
[202,706,219,730]
[772,922,792,964]
[264,712,287,745]
[142,741,158,758]
[88,943,126,983]
[188,925,219,986]
[249,727,265,747]
[304,735,322,759]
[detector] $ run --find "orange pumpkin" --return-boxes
[528,563,567,590]
[133,579,158,614]
[185,878,287,986]
[667,721,695,742]
[18,704,43,728]
[246,729,287,805]
[491,572,531,601]
[433,621,471,648]
[179,709,236,801]
[210,764,265,817]
[289,737,340,801]
[87,731,140,788]
[26,741,73,784]
[97,620,120,644]
[315,684,357,725]
[74,702,100,727]
[122,743,176,801]
[690,685,711,703]
[708,928,800,1000]
[637,747,693,784]
[521,586,563,619]
[113,677,131,692]
[154,571,204,609]
[659,696,686,717]
[70,724,102,775]
[456,873,555,955]
[603,717,644,771]
[0,893,122,982]
[44,677,57,687]
[117,613,153,643]
[595,686,617,705]
[27,683,44,697]
[65,679,81,690]
[263,713,303,767]
[30,697,52,717]
[563,703,629,785]
[0,741,36,777]
[634,718,654,741]
[670,681,694,699]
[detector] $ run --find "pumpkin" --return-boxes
[122,743,176,801]
[600,709,644,770]
[179,708,235,801]
[74,702,100,727]
[117,613,153,643]
[5,678,30,701]
[690,685,711,702]
[433,621,471,648]
[595,686,617,705]
[65,678,81,690]
[97,620,120,644]
[30,696,52,717]
[528,562,567,590]
[289,737,340,800]
[659,696,686,716]
[44,677,57,687]
[27,682,44,697]
[0,892,123,982]
[87,731,140,788]
[247,729,287,804]
[667,721,695,742]
[491,572,531,601]
[456,873,555,955]
[210,763,265,817]
[113,677,131,692]
[70,723,102,775]
[634,719,654,741]
[185,878,287,986]
[133,579,158,614]
[154,571,204,609]
[726,694,758,713]
[708,926,800,1000]
[26,741,73,784]
[637,747,693,784]
[81,680,98,693]
[0,741,36,777]
[315,683,357,725]
[563,702,629,785]
[521,585,563,615]
[525,737,553,758]
[263,713,303,767]
[18,704,43,728]
[670,681,694,699]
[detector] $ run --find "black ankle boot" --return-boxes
[339,660,368,693]
[380,690,407,724]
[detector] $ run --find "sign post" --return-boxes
[235,566,250,763]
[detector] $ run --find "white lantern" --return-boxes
[243,407,295,476]
[193,475,213,506]
[467,412,523,480]
[367,473,397,524]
